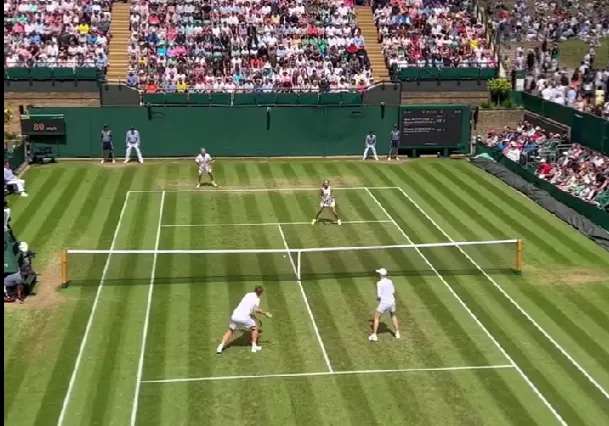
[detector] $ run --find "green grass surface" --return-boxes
[4,159,609,426]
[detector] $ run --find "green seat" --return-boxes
[298,93,319,105]
[233,92,256,106]
[75,67,99,80]
[7,67,31,80]
[255,92,278,105]
[53,68,76,80]
[189,93,210,105]
[319,92,342,105]
[30,67,54,80]
[164,93,190,104]
[209,92,231,105]
[275,93,299,105]
[142,93,166,105]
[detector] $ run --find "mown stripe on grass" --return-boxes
[142,165,179,425]
[370,189,537,426]
[245,165,323,424]
[396,165,609,412]
[452,162,608,264]
[31,169,138,426]
[382,170,592,425]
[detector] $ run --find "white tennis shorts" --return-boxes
[199,166,212,175]
[376,301,396,315]
[320,199,336,208]
[229,315,256,331]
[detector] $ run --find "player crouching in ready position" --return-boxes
[311,180,342,225]
[195,148,218,187]
[217,285,272,354]
[369,268,400,342]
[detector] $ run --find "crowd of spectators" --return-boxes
[4,0,113,70]
[373,0,497,71]
[515,42,609,119]
[485,121,609,209]
[126,0,374,93]
[485,0,608,45]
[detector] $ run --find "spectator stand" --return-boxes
[3,0,113,86]
[128,0,374,94]
[373,0,500,87]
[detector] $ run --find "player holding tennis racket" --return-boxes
[195,148,218,188]
[311,180,342,225]
[217,285,272,354]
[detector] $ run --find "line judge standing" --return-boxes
[363,130,379,161]
[100,124,115,163]
[388,124,400,161]
[124,126,144,164]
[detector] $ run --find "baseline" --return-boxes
[161,220,392,228]
[129,186,400,194]
[394,187,609,401]
[141,364,515,384]
[365,189,567,426]
[56,192,132,426]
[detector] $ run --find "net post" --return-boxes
[61,250,68,288]
[515,240,523,275]
[297,251,302,280]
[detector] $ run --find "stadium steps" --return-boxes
[106,3,131,83]
[355,6,389,82]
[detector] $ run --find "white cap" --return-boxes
[375,268,388,276]
[19,242,29,253]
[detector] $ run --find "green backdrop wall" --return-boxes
[28,105,470,157]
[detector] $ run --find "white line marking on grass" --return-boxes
[129,186,399,194]
[277,224,333,372]
[161,220,393,228]
[57,192,132,426]
[365,189,568,426]
[130,191,166,426]
[141,364,515,384]
[394,187,609,401]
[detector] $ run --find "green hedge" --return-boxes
[396,67,498,81]
[4,67,99,81]
[142,92,363,106]
[522,92,608,155]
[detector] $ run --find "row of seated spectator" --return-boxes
[373,0,497,76]
[485,122,609,210]
[4,0,112,71]
[126,0,373,93]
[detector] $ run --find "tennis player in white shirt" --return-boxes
[217,285,272,354]
[195,148,218,188]
[369,268,400,342]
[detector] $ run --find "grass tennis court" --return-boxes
[5,159,609,426]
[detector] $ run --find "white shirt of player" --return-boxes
[377,277,395,305]
[195,152,212,172]
[232,292,260,320]
[321,185,333,202]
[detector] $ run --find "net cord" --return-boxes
[65,239,519,256]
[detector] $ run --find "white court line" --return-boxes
[277,224,333,372]
[141,364,515,384]
[129,186,399,194]
[130,191,166,426]
[161,220,392,228]
[394,187,609,401]
[57,192,132,426]
[365,189,568,426]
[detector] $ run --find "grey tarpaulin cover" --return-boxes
[471,157,609,251]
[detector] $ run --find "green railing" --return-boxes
[4,67,100,81]
[142,91,363,106]
[522,92,608,155]
[395,67,498,81]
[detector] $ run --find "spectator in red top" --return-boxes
[535,159,552,179]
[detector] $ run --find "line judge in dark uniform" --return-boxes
[388,124,400,161]
[100,124,115,163]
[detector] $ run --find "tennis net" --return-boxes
[60,239,522,287]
